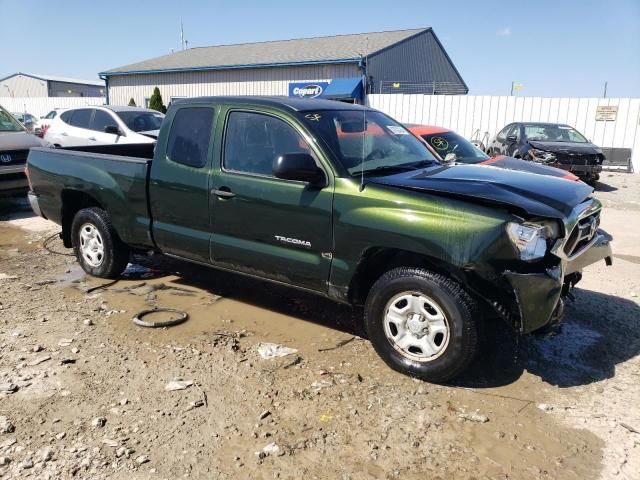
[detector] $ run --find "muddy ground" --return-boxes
[0,172,638,480]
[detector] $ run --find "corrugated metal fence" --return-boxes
[367,94,640,172]
[0,97,106,118]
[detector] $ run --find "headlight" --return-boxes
[507,221,559,261]
[528,148,556,163]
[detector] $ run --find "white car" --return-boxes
[44,106,164,147]
[35,109,63,138]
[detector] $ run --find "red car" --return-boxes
[407,125,579,181]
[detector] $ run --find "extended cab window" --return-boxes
[224,111,310,176]
[166,107,214,168]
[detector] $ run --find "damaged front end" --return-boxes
[499,198,612,333]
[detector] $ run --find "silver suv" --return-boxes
[0,106,45,197]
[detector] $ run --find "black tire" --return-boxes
[71,207,129,279]
[364,267,479,383]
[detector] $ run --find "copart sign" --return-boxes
[288,82,329,98]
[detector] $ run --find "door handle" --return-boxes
[61,132,68,136]
[88,137,96,141]
[212,188,236,199]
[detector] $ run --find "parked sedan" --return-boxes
[487,122,603,184]
[407,125,579,181]
[44,106,164,147]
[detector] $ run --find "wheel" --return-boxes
[71,207,130,278]
[364,267,479,383]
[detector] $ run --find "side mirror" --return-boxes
[444,152,457,163]
[104,125,121,135]
[273,153,325,185]
[506,134,517,143]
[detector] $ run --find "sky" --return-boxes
[1,0,639,97]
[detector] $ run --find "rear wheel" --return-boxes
[71,207,129,278]
[364,267,479,383]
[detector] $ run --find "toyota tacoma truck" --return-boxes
[26,97,613,382]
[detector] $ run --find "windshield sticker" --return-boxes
[387,125,409,135]
[305,113,321,122]
[430,137,449,150]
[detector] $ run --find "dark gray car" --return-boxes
[1,106,45,196]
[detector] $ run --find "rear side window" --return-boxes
[91,110,117,132]
[68,109,92,129]
[60,111,73,124]
[44,110,57,119]
[166,107,214,168]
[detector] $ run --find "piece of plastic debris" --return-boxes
[164,379,194,391]
[256,343,298,359]
[459,412,489,423]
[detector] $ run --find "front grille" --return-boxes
[563,211,601,257]
[0,172,26,181]
[0,149,29,167]
[554,152,600,166]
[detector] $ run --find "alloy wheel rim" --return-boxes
[383,291,450,362]
[79,223,105,268]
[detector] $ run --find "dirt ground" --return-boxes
[0,172,638,480]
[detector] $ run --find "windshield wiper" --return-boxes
[359,159,439,176]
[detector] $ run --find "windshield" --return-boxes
[0,108,25,132]
[421,131,489,164]
[300,110,438,176]
[524,124,588,143]
[115,110,164,132]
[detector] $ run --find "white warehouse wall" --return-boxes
[0,97,105,118]
[368,94,640,172]
[107,63,361,106]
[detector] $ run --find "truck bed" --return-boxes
[27,146,153,249]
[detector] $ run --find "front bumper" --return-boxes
[504,228,612,333]
[27,190,42,217]
[552,162,602,176]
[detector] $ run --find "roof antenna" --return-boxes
[359,37,369,193]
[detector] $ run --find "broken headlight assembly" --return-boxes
[507,221,560,261]
[528,148,556,163]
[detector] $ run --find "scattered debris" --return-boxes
[0,383,19,394]
[58,338,73,347]
[165,379,194,391]
[0,416,15,434]
[133,308,189,328]
[256,343,298,359]
[83,318,94,326]
[28,355,51,366]
[259,410,271,421]
[318,336,358,352]
[0,273,18,281]
[135,455,150,465]
[258,442,283,458]
[101,439,119,448]
[537,403,553,412]
[459,412,490,423]
[91,417,107,428]
[620,422,639,434]
[32,344,44,352]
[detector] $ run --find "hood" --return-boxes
[368,163,593,219]
[528,140,600,155]
[0,131,45,150]
[482,156,578,181]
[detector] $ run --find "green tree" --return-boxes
[128,98,137,107]
[148,87,166,113]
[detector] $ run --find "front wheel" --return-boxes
[71,207,130,279]
[364,267,479,383]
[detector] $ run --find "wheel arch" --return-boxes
[60,189,105,247]
[348,247,467,306]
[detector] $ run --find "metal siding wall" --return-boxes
[0,75,48,97]
[367,30,466,94]
[0,97,106,117]
[107,64,360,107]
[368,94,640,172]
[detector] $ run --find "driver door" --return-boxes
[209,109,334,292]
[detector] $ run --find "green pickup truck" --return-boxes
[26,97,613,382]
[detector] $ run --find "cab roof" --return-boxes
[406,124,451,136]
[173,96,372,113]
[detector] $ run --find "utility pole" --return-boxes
[603,81,608,98]
[180,20,185,50]
[510,81,514,96]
